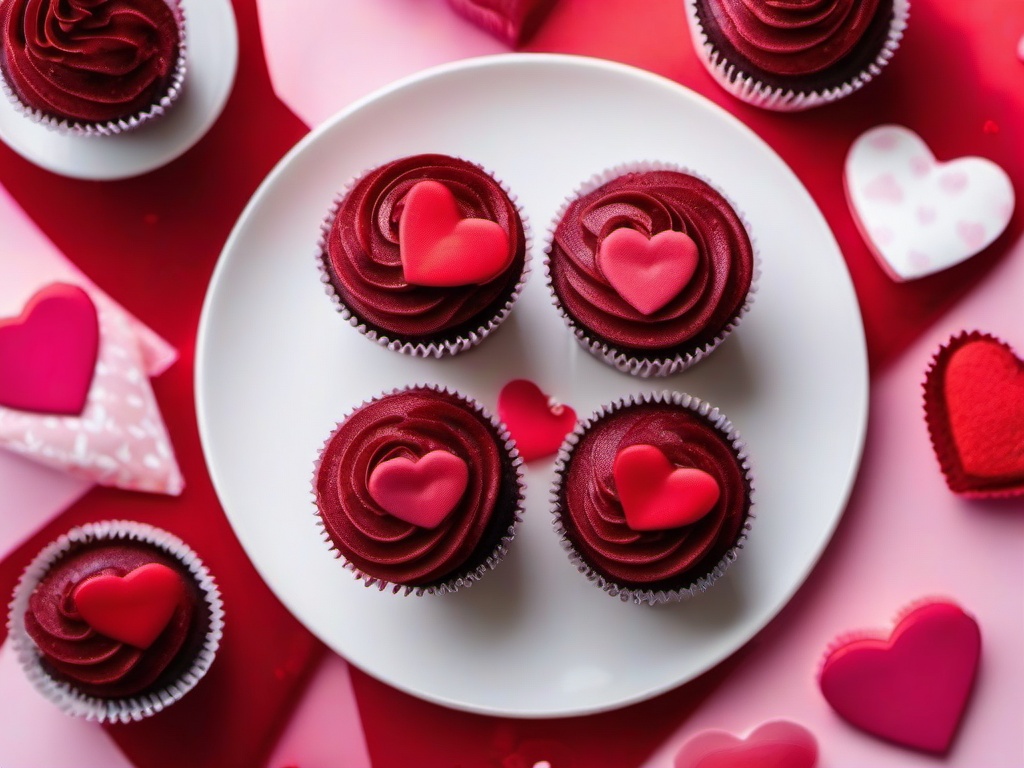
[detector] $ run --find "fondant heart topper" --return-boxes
[367,450,469,528]
[845,125,1014,282]
[597,228,699,315]
[446,0,559,46]
[497,379,576,462]
[613,444,720,531]
[674,720,818,768]
[74,563,185,649]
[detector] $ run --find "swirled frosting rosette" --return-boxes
[551,392,754,605]
[684,0,910,111]
[7,520,224,722]
[313,385,525,595]
[0,0,187,134]
[545,163,758,377]
[317,154,530,358]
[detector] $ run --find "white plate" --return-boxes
[0,0,237,181]
[196,54,868,718]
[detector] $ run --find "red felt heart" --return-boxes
[73,563,186,649]
[597,228,699,316]
[368,450,469,528]
[613,444,720,531]
[398,180,512,287]
[673,720,818,768]
[923,331,1024,497]
[819,601,981,754]
[0,282,99,415]
[497,379,576,462]
[447,0,559,46]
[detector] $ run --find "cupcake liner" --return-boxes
[684,0,910,112]
[544,161,760,378]
[0,0,187,136]
[7,520,224,723]
[550,390,755,605]
[312,383,526,595]
[316,159,532,359]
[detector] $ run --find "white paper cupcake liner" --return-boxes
[550,390,755,605]
[544,161,760,378]
[0,0,187,136]
[312,383,526,595]
[316,158,532,359]
[684,0,910,112]
[7,520,223,723]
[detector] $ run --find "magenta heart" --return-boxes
[497,379,576,462]
[367,450,469,529]
[74,563,185,649]
[447,0,558,46]
[819,601,981,754]
[674,720,818,768]
[0,282,99,415]
[597,228,699,315]
[613,444,720,531]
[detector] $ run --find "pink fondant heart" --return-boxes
[497,379,576,462]
[613,444,720,531]
[819,601,981,754]
[0,283,99,415]
[446,0,558,46]
[674,720,818,768]
[597,228,699,316]
[73,563,185,649]
[368,450,469,528]
[398,180,511,288]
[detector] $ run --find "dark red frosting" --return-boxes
[0,0,181,125]
[24,541,203,699]
[315,388,518,587]
[558,400,751,589]
[548,170,753,355]
[321,154,527,343]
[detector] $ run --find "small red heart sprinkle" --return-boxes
[497,379,576,462]
[367,450,470,528]
[597,228,699,315]
[74,563,186,649]
[613,444,720,531]
[674,720,818,768]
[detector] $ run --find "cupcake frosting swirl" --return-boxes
[0,0,181,124]
[322,154,527,341]
[316,388,506,586]
[560,402,750,587]
[549,170,753,352]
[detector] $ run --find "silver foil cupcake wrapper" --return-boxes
[7,520,224,723]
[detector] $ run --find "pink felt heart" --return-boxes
[447,0,559,46]
[674,720,818,768]
[597,228,699,315]
[497,379,576,462]
[368,450,469,529]
[613,444,720,531]
[0,282,99,415]
[819,601,981,754]
[73,563,186,649]
[398,180,511,287]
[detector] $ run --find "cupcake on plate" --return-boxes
[545,163,757,377]
[0,0,187,135]
[317,154,530,358]
[313,384,525,595]
[685,0,910,111]
[551,391,753,605]
[7,520,224,722]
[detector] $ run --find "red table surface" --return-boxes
[0,1,1021,767]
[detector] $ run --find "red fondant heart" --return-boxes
[597,228,699,316]
[368,450,469,528]
[674,720,818,768]
[613,444,720,531]
[447,0,559,46]
[924,331,1024,497]
[398,180,512,287]
[0,283,99,415]
[73,563,186,649]
[819,601,981,754]
[497,379,576,462]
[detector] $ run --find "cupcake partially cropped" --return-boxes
[7,521,223,722]
[318,154,530,358]
[552,392,753,604]
[545,164,757,377]
[313,385,525,594]
[685,0,910,111]
[0,0,187,135]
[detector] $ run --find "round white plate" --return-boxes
[0,0,237,180]
[196,54,868,718]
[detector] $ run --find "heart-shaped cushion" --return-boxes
[367,450,469,528]
[497,379,576,462]
[447,0,559,46]
[819,601,981,754]
[597,228,699,315]
[674,720,818,768]
[398,180,512,287]
[613,444,720,531]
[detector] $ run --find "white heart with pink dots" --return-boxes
[845,124,1015,282]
